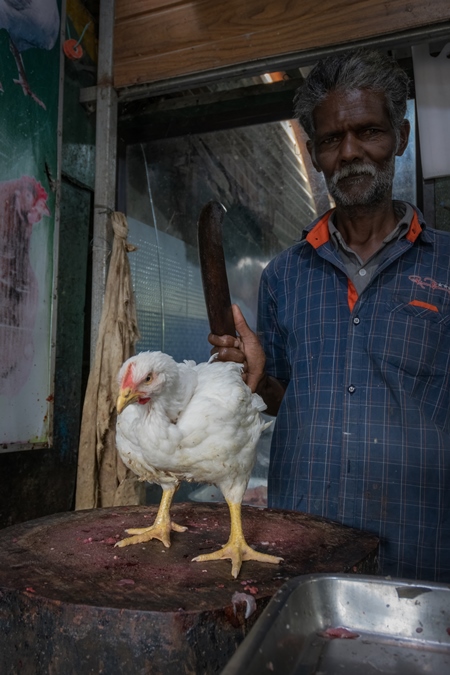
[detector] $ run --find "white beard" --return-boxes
[327,155,396,207]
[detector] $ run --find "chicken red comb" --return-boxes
[22,176,51,224]
[34,180,48,204]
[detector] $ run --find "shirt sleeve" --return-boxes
[257,261,291,384]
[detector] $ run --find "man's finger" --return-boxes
[208,332,237,348]
[231,304,255,338]
[214,347,246,364]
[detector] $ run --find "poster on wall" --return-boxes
[0,1,61,447]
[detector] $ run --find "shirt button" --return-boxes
[348,385,356,394]
[359,268,367,277]
[353,317,360,325]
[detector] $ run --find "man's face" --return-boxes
[306,88,410,207]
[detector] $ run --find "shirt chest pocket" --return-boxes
[369,295,450,378]
[393,295,450,323]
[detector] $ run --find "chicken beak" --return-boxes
[116,387,138,414]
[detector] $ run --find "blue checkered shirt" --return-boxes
[258,204,450,582]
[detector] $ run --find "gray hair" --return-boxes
[294,49,410,139]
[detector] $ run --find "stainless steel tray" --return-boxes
[221,574,450,674]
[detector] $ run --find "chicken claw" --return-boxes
[193,542,283,579]
[115,485,186,549]
[192,500,283,578]
[115,520,186,548]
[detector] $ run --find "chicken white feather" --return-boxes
[115,350,282,578]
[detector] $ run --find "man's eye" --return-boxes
[362,128,381,137]
[321,136,339,145]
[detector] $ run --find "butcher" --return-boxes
[210,49,450,583]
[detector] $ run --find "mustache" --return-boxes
[330,163,376,187]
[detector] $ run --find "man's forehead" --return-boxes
[312,88,391,130]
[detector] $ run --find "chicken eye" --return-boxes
[144,374,153,383]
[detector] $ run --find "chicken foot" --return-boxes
[9,40,46,110]
[115,486,186,549]
[192,499,283,578]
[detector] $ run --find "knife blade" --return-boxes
[198,200,236,337]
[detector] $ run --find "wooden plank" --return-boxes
[115,0,183,22]
[120,77,302,117]
[119,80,299,142]
[114,0,450,87]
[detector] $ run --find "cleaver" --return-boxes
[198,200,236,337]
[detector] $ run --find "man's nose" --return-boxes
[339,132,364,162]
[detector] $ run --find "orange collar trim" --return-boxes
[306,208,422,249]
[305,210,334,249]
[405,210,422,243]
[348,280,358,312]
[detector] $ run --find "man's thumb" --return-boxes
[232,304,253,337]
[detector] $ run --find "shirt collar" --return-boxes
[303,202,425,248]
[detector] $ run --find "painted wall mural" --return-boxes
[0,0,61,446]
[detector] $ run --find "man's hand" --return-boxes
[208,304,265,393]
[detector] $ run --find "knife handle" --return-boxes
[198,201,236,337]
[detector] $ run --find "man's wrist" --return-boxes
[255,373,287,416]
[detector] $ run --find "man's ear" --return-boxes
[306,138,322,172]
[395,119,410,157]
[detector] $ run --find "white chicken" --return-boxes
[115,351,282,578]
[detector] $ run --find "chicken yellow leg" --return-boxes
[192,498,283,578]
[115,485,186,548]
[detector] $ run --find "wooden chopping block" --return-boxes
[0,503,378,675]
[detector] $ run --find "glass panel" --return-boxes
[393,99,416,205]
[127,120,324,505]
[125,109,416,505]
[126,119,329,339]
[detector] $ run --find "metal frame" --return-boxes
[48,0,68,446]
[90,0,117,362]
